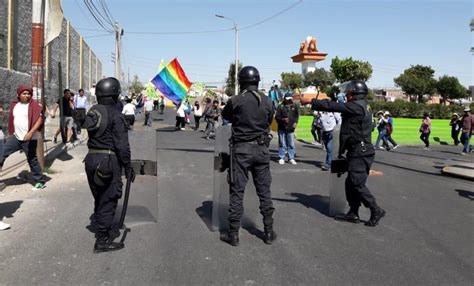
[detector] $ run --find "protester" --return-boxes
[275,94,299,165]
[122,98,136,130]
[204,100,220,139]
[449,113,462,146]
[0,85,46,191]
[460,108,473,154]
[50,89,74,144]
[143,98,154,127]
[175,102,186,131]
[193,101,203,131]
[310,111,322,145]
[383,111,398,150]
[419,112,432,150]
[153,99,159,111]
[73,88,88,135]
[320,110,341,171]
[374,111,389,150]
[158,96,165,114]
[183,99,192,125]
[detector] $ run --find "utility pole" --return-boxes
[31,0,46,170]
[114,21,124,81]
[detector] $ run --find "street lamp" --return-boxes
[216,14,239,96]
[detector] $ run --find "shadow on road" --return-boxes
[158,148,213,154]
[273,192,330,217]
[455,189,474,201]
[196,201,214,232]
[0,200,23,218]
[0,171,52,187]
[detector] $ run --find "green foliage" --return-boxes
[394,65,436,103]
[225,62,242,97]
[330,56,373,83]
[369,100,464,119]
[129,75,144,95]
[435,75,468,103]
[280,72,303,92]
[303,68,336,93]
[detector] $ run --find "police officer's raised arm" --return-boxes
[221,99,233,122]
[311,98,361,115]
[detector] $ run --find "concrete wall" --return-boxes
[0,2,102,108]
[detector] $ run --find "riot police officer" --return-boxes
[311,80,385,227]
[80,77,134,253]
[220,66,276,246]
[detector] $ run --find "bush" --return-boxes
[298,100,465,119]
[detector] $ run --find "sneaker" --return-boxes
[180,128,186,131]
[423,147,430,151]
[393,145,399,150]
[312,142,321,146]
[0,221,10,231]
[289,159,297,165]
[321,165,328,171]
[32,182,46,191]
[378,146,385,150]
[278,159,285,165]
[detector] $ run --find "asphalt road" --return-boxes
[0,109,472,285]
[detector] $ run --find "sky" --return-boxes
[61,0,473,90]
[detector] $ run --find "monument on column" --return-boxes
[291,36,327,76]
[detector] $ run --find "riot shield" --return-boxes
[329,125,347,217]
[211,125,261,231]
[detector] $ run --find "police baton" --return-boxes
[118,169,135,229]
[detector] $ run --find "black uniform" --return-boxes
[221,85,275,233]
[311,99,377,210]
[84,101,131,236]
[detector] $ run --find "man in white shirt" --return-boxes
[0,85,45,191]
[143,98,154,127]
[122,98,136,130]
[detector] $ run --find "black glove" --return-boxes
[126,167,135,183]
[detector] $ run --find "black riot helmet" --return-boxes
[95,77,121,99]
[238,66,260,85]
[342,80,368,100]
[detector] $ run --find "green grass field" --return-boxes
[294,116,453,145]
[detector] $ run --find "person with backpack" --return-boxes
[383,111,398,150]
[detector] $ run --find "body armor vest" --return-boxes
[339,100,374,156]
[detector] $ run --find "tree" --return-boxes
[436,75,468,104]
[225,62,242,97]
[280,72,303,93]
[394,65,436,103]
[129,75,144,95]
[330,56,373,83]
[303,68,336,95]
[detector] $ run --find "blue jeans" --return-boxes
[0,137,44,183]
[278,130,295,160]
[460,132,472,153]
[322,131,333,167]
[374,129,387,148]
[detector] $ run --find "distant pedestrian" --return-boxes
[419,112,431,150]
[175,102,186,131]
[374,111,389,150]
[122,98,136,130]
[143,98,154,127]
[310,111,322,145]
[158,96,165,114]
[383,111,398,149]
[193,101,204,131]
[460,108,473,154]
[0,85,45,191]
[204,100,220,139]
[449,113,462,146]
[275,94,299,165]
[319,110,341,171]
[73,89,88,136]
[50,89,74,144]
[183,99,192,125]
[153,99,159,111]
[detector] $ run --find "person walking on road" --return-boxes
[0,85,46,191]
[383,111,398,150]
[220,66,276,246]
[275,94,299,165]
[122,98,136,130]
[73,89,88,136]
[79,77,134,253]
[158,96,165,114]
[204,100,220,139]
[374,111,389,150]
[419,113,432,150]
[460,108,473,154]
[449,113,462,146]
[311,80,386,227]
[50,89,74,144]
[320,111,341,171]
[311,111,322,146]
[143,98,154,127]
[193,101,204,131]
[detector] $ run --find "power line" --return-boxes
[83,0,115,33]
[240,0,303,31]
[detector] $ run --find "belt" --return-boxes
[88,148,116,155]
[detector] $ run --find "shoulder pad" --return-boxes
[87,105,108,137]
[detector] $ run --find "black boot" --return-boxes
[93,232,124,253]
[263,227,277,245]
[365,207,386,227]
[334,208,360,223]
[220,231,239,246]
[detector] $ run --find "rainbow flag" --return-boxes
[151,58,192,105]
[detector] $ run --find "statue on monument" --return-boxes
[299,36,318,54]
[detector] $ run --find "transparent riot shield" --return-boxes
[329,125,347,217]
[211,125,261,231]
[112,126,158,234]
